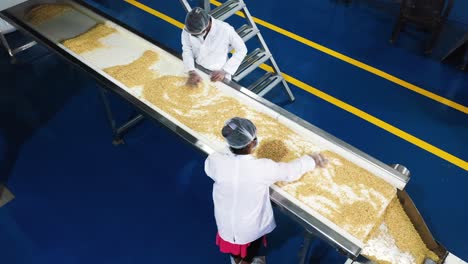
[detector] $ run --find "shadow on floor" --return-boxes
[0,43,85,194]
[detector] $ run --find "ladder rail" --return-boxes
[202,0,211,12]
[179,0,210,12]
[179,0,192,12]
[240,4,295,101]
[241,6,283,76]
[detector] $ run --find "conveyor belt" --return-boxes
[0,0,411,259]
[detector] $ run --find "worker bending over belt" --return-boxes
[181,7,248,86]
[205,117,327,264]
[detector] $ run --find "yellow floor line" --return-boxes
[209,0,468,114]
[258,64,468,171]
[124,0,468,171]
[125,0,185,29]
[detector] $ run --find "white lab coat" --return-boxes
[181,18,247,76]
[205,152,316,244]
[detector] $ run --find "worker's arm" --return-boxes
[182,31,202,86]
[261,155,317,184]
[222,26,247,75]
[181,31,196,73]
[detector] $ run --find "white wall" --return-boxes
[0,0,27,11]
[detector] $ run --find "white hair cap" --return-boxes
[221,117,257,149]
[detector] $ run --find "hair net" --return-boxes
[221,117,257,149]
[184,7,210,35]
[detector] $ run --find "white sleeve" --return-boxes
[181,31,196,73]
[260,155,316,185]
[222,26,247,75]
[204,154,216,181]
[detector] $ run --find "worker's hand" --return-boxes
[308,152,328,168]
[186,71,202,87]
[210,70,226,82]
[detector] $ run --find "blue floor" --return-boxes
[1,0,467,263]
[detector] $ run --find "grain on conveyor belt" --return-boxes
[104,50,159,88]
[152,78,396,241]
[362,198,440,264]
[39,8,437,264]
[143,75,246,138]
[250,126,395,240]
[283,150,396,240]
[65,46,430,260]
[385,199,439,264]
[256,139,296,162]
[26,4,72,25]
[62,24,117,54]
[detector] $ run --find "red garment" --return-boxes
[216,233,267,258]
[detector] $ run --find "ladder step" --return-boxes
[248,72,283,95]
[210,0,246,21]
[236,24,259,42]
[233,48,271,81]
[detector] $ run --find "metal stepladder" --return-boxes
[180,0,295,101]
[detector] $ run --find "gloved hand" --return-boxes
[210,69,226,82]
[186,71,202,87]
[308,152,328,168]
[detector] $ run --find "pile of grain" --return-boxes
[143,77,247,138]
[104,50,160,88]
[363,198,439,264]
[256,139,294,162]
[26,4,72,25]
[255,139,395,240]
[101,51,245,138]
[62,24,117,54]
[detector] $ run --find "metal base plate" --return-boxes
[0,186,15,207]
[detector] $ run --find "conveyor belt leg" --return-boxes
[0,31,37,63]
[98,86,145,145]
[0,32,14,57]
[298,231,315,264]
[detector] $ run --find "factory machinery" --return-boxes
[0,1,465,263]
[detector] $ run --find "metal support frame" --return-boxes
[298,231,316,264]
[0,184,14,208]
[0,31,13,56]
[98,86,145,145]
[201,0,210,12]
[179,0,192,12]
[0,30,37,61]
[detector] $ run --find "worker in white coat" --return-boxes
[205,117,327,264]
[181,7,247,86]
